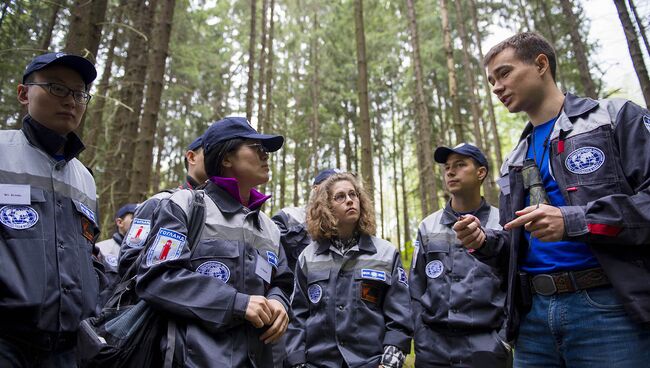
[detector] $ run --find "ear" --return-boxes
[185,150,196,166]
[115,217,122,227]
[17,84,29,106]
[222,154,233,168]
[477,167,488,181]
[534,54,550,77]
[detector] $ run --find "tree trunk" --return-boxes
[256,0,268,130]
[152,117,167,194]
[81,0,126,166]
[64,0,109,61]
[279,136,287,209]
[628,0,650,60]
[469,0,503,168]
[40,1,62,51]
[559,0,597,98]
[343,103,353,171]
[614,0,650,107]
[263,0,275,133]
[390,89,401,251]
[405,0,438,215]
[309,9,321,178]
[517,0,533,31]
[245,0,257,121]
[535,0,568,89]
[99,0,155,229]
[399,121,411,246]
[375,116,385,239]
[440,0,463,143]
[353,0,374,195]
[128,0,176,202]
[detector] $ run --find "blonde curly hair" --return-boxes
[306,172,376,241]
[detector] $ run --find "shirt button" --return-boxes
[338,305,344,311]
[340,340,346,346]
[451,308,459,313]
[63,287,70,293]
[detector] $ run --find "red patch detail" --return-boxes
[81,217,95,242]
[566,187,578,192]
[588,223,622,237]
[557,140,565,154]
[360,281,381,304]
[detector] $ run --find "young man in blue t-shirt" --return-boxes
[454,32,650,367]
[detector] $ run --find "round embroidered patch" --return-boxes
[425,260,444,279]
[307,284,322,304]
[104,254,118,268]
[565,147,605,174]
[196,261,231,282]
[0,205,39,230]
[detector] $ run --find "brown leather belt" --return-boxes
[530,267,610,296]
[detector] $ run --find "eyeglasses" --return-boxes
[25,82,92,105]
[246,143,269,156]
[333,190,358,203]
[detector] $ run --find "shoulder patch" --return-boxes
[78,202,97,224]
[425,260,444,279]
[361,268,387,282]
[565,147,605,174]
[196,261,230,282]
[0,205,39,230]
[308,284,322,304]
[145,228,186,266]
[266,250,278,268]
[412,240,420,269]
[398,267,408,286]
[104,254,118,268]
[644,115,650,134]
[125,218,151,248]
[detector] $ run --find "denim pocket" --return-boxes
[582,287,624,310]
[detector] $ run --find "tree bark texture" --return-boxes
[440,0,463,144]
[559,0,598,98]
[245,0,257,121]
[614,0,650,107]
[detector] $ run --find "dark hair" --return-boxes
[204,138,245,177]
[483,32,557,81]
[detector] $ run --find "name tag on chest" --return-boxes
[0,184,30,205]
[255,253,273,283]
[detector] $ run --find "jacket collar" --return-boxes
[440,198,491,227]
[181,175,202,190]
[315,233,376,255]
[112,232,124,244]
[204,181,246,214]
[21,115,85,161]
[209,176,271,210]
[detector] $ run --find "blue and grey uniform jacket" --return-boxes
[478,93,650,341]
[285,235,413,368]
[135,181,293,368]
[0,116,103,333]
[409,200,505,361]
[272,206,310,273]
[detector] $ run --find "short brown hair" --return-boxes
[483,32,557,81]
[306,172,376,241]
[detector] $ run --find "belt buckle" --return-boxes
[532,274,557,296]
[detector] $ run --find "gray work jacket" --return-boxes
[135,181,293,367]
[272,206,310,273]
[286,235,413,368]
[0,118,102,335]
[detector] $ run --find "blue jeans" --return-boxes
[514,286,650,367]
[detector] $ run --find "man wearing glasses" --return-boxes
[0,52,104,367]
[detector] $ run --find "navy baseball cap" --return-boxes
[115,204,137,219]
[434,143,489,171]
[23,52,97,85]
[313,168,341,185]
[203,116,284,153]
[187,135,203,151]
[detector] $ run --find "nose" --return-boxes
[61,91,76,107]
[492,80,504,96]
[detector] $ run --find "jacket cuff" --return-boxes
[233,292,249,318]
[267,287,291,312]
[286,350,306,366]
[560,205,589,238]
[474,228,499,258]
[382,330,411,354]
[267,292,290,314]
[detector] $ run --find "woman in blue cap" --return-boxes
[135,117,293,367]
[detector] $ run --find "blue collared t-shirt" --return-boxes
[521,117,599,274]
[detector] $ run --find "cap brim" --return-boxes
[242,133,284,152]
[49,55,97,85]
[434,146,455,164]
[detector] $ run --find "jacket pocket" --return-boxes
[191,239,241,286]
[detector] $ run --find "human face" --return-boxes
[116,213,134,236]
[444,153,485,196]
[17,65,87,135]
[222,140,270,188]
[485,47,546,114]
[330,180,360,229]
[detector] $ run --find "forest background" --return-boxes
[0,0,649,265]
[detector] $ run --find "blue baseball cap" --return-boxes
[434,143,489,171]
[23,52,97,86]
[187,135,203,151]
[115,204,137,219]
[313,168,341,185]
[203,116,284,153]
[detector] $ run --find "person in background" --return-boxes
[95,203,136,290]
[286,172,413,368]
[0,52,104,367]
[409,143,510,367]
[135,117,293,367]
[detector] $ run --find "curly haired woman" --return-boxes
[285,172,413,368]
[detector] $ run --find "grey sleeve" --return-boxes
[285,260,309,366]
[382,251,414,353]
[266,236,294,313]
